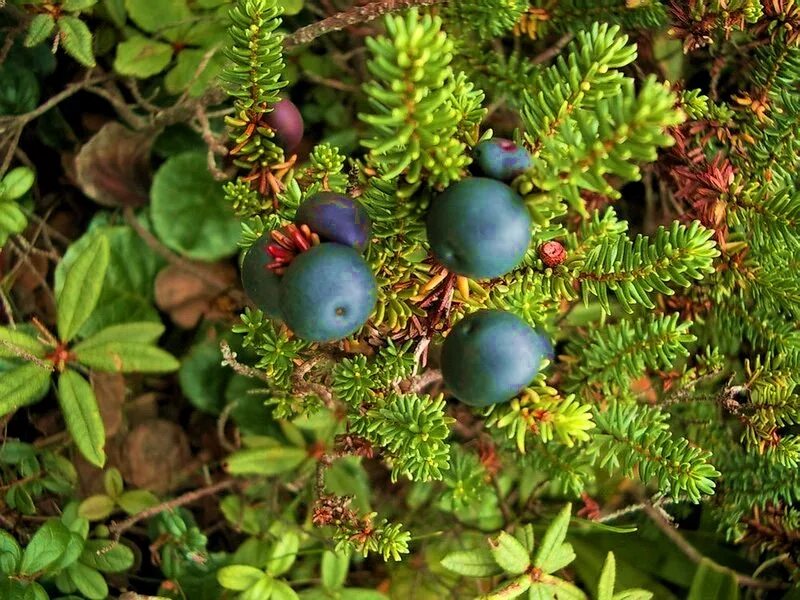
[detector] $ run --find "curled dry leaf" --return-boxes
[154,260,240,328]
[74,122,154,208]
[122,419,191,494]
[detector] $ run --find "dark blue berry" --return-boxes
[473,138,532,181]
[441,310,550,407]
[240,233,283,320]
[266,98,304,154]
[280,243,377,342]
[295,192,372,252]
[426,177,531,279]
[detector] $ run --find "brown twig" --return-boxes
[108,478,237,542]
[531,33,574,65]
[284,0,443,49]
[122,206,231,293]
[642,502,788,590]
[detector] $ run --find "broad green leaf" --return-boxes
[103,0,127,27]
[598,553,616,600]
[63,0,99,10]
[534,504,575,573]
[58,370,106,467]
[272,579,300,600]
[0,579,48,600]
[20,519,71,574]
[0,529,22,573]
[51,531,86,570]
[80,540,135,572]
[217,564,266,590]
[0,63,40,116]
[104,468,124,498]
[0,326,46,359]
[321,549,349,590]
[0,363,51,417]
[267,531,299,576]
[242,576,276,600]
[73,339,179,373]
[58,16,96,67]
[77,494,115,521]
[56,233,110,341]
[1,167,35,201]
[151,152,240,260]
[125,0,191,33]
[117,489,159,514]
[441,547,502,577]
[164,48,226,97]
[484,574,531,599]
[179,338,230,414]
[225,446,308,476]
[68,560,108,599]
[490,531,531,575]
[114,36,173,78]
[687,559,739,600]
[337,591,389,600]
[24,15,55,47]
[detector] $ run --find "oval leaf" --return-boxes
[0,326,47,359]
[58,16,96,67]
[81,540,134,572]
[58,370,106,467]
[20,519,71,575]
[217,564,266,591]
[489,531,531,575]
[56,234,110,342]
[150,152,240,261]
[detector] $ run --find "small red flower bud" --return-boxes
[539,241,567,267]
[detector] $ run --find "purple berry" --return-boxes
[473,138,532,181]
[266,98,304,154]
[295,192,372,252]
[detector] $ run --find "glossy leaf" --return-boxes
[114,36,173,78]
[80,540,135,572]
[150,152,240,260]
[217,564,266,591]
[20,519,71,575]
[267,531,299,576]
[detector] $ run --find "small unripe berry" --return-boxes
[441,310,550,407]
[473,138,532,181]
[539,240,567,267]
[240,233,284,320]
[266,98,304,154]
[426,177,531,279]
[295,192,372,252]
[280,243,377,342]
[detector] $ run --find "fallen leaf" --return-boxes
[90,372,126,438]
[74,122,154,207]
[154,260,239,328]
[122,419,191,493]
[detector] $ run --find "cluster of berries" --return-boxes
[430,139,553,407]
[239,133,553,407]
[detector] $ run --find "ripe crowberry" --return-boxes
[441,310,551,407]
[279,243,377,342]
[426,177,531,279]
[473,138,532,181]
[240,232,284,320]
[266,98,304,154]
[295,192,372,252]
